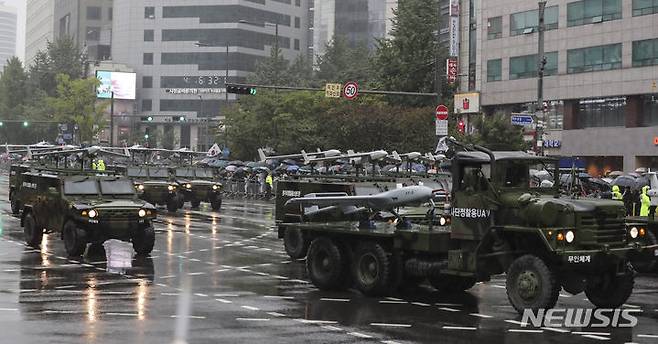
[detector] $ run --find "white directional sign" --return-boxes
[511,114,534,126]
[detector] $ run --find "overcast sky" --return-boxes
[2,0,26,61]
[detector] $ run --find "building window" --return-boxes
[86,26,101,41]
[296,0,301,6]
[86,6,101,20]
[144,30,154,42]
[294,39,300,50]
[567,0,621,27]
[545,100,564,129]
[142,99,152,111]
[633,38,658,67]
[510,6,558,36]
[295,17,300,28]
[642,95,658,126]
[567,44,621,73]
[145,6,155,19]
[109,7,113,20]
[143,53,153,65]
[143,76,153,88]
[59,14,70,37]
[577,97,626,128]
[487,16,502,39]
[487,59,502,81]
[509,52,557,80]
[633,0,658,16]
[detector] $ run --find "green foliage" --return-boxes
[47,74,108,143]
[315,36,371,85]
[27,36,85,96]
[462,113,528,151]
[371,0,446,107]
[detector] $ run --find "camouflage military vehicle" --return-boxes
[174,167,222,210]
[275,143,657,313]
[9,164,31,214]
[127,166,183,212]
[14,170,157,256]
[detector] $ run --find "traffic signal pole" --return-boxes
[536,1,547,156]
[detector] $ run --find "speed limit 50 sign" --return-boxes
[343,82,359,100]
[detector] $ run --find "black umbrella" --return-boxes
[634,176,650,189]
[611,175,637,188]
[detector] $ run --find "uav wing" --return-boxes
[285,185,433,211]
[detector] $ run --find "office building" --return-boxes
[0,2,17,70]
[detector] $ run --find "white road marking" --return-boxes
[321,325,343,331]
[288,279,309,284]
[187,272,205,276]
[411,302,431,307]
[255,272,269,276]
[266,312,285,317]
[541,327,570,333]
[508,329,543,333]
[54,285,75,289]
[386,297,403,301]
[189,258,201,262]
[0,308,18,311]
[573,332,610,336]
[504,320,527,326]
[379,300,407,304]
[155,283,167,287]
[216,269,230,272]
[194,293,208,297]
[638,334,658,338]
[348,332,373,339]
[170,315,206,319]
[236,318,270,321]
[581,335,611,341]
[215,298,232,304]
[370,323,412,328]
[559,293,572,298]
[622,304,640,308]
[320,298,350,302]
[214,293,239,297]
[294,319,338,324]
[241,305,260,311]
[469,313,493,319]
[492,285,506,289]
[435,303,462,307]
[442,326,477,330]
[380,341,403,344]
[263,295,294,300]
[438,307,460,312]
[106,312,138,317]
[161,293,180,296]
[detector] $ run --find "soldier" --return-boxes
[640,185,650,217]
[612,185,622,201]
[265,172,273,195]
[97,159,106,171]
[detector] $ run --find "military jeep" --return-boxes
[8,164,31,214]
[15,171,157,256]
[174,167,222,210]
[127,166,183,212]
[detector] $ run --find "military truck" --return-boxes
[624,171,658,272]
[14,170,157,256]
[275,143,657,313]
[9,164,31,214]
[127,166,183,212]
[174,167,222,210]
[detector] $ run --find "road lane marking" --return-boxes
[469,313,493,319]
[214,293,239,297]
[435,303,462,307]
[170,315,206,319]
[370,323,412,328]
[573,332,610,336]
[294,319,338,324]
[321,325,343,331]
[194,293,208,297]
[380,341,402,344]
[106,312,138,317]
[438,307,460,312]
[581,335,610,341]
[266,312,285,317]
[411,302,431,307]
[241,305,260,311]
[638,334,658,338]
[236,318,270,321]
[541,327,570,333]
[215,298,232,304]
[442,326,477,330]
[161,293,180,296]
[320,298,350,302]
[379,300,407,304]
[263,295,294,300]
[622,304,640,308]
[348,332,373,339]
[0,308,18,311]
[504,320,527,326]
[187,272,205,276]
[508,329,543,333]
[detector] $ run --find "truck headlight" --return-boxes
[439,216,447,226]
[168,185,175,191]
[186,183,192,189]
[136,184,144,191]
[212,184,219,190]
[88,209,98,219]
[630,226,639,239]
[565,230,575,243]
[138,209,147,218]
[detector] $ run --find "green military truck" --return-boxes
[174,167,222,210]
[14,170,157,256]
[9,164,31,214]
[275,144,657,313]
[127,166,183,212]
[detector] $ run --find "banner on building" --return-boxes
[446,58,458,84]
[449,0,460,57]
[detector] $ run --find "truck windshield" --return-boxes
[175,168,194,177]
[196,169,214,178]
[100,180,136,195]
[64,180,99,195]
[148,168,169,178]
[127,167,148,177]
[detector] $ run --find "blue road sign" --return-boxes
[511,114,534,126]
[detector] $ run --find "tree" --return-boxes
[250,46,289,86]
[461,113,528,151]
[316,36,371,85]
[371,0,446,107]
[27,36,85,96]
[47,74,107,143]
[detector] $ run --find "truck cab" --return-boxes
[174,167,223,210]
[128,166,182,212]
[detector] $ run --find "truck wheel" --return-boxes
[191,200,201,208]
[211,197,222,211]
[63,221,87,257]
[390,253,423,290]
[284,228,309,259]
[306,237,350,290]
[133,226,156,255]
[166,197,179,212]
[429,274,476,293]
[633,231,657,273]
[585,264,634,308]
[23,213,43,248]
[10,192,20,215]
[506,254,560,313]
[352,242,391,296]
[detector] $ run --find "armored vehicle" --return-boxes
[275,142,657,313]
[14,171,157,256]
[9,164,31,214]
[127,166,183,212]
[174,167,222,210]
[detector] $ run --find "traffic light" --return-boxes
[140,116,154,122]
[226,85,257,95]
[144,127,150,139]
[174,116,185,122]
[457,119,465,134]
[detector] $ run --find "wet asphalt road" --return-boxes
[1,174,658,344]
